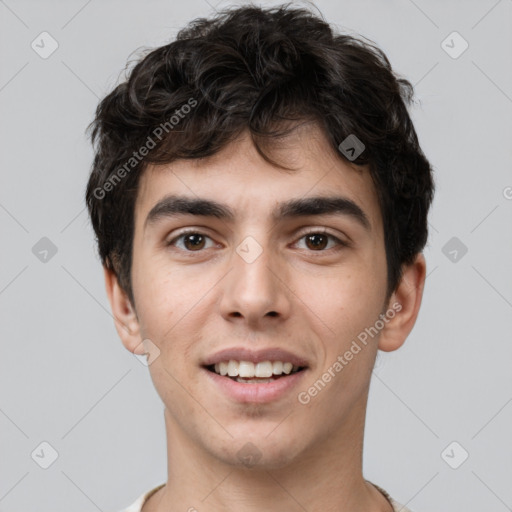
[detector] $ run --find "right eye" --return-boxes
[167,231,216,252]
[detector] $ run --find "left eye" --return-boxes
[295,231,345,251]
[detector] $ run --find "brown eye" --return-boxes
[295,230,348,252]
[168,231,214,252]
[182,233,206,251]
[305,233,329,250]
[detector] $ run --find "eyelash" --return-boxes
[166,228,349,254]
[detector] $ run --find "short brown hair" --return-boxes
[85,3,434,306]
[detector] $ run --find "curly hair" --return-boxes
[85,2,434,306]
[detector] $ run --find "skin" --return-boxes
[104,123,426,512]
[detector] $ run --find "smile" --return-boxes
[206,360,305,383]
[203,360,308,403]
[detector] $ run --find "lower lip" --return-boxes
[203,367,307,403]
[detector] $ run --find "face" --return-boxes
[126,124,392,468]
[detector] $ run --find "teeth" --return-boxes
[212,360,302,377]
[227,360,239,377]
[236,377,274,383]
[238,361,254,378]
[255,361,273,377]
[272,361,283,374]
[219,361,228,376]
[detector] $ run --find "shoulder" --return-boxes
[371,482,415,512]
[115,483,166,512]
[389,496,414,512]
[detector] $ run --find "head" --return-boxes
[86,3,434,468]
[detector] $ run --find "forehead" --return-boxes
[134,125,381,231]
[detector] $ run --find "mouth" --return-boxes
[201,348,310,402]
[203,360,308,384]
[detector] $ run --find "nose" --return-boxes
[219,237,292,329]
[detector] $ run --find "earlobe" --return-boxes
[103,266,144,354]
[378,253,427,352]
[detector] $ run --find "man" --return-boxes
[86,4,434,511]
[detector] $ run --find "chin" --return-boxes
[212,430,305,470]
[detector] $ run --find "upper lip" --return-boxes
[203,348,309,367]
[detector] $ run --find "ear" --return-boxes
[378,253,427,352]
[103,266,144,355]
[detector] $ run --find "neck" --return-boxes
[145,397,392,512]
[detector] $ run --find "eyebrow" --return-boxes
[144,194,371,232]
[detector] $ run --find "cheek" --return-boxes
[133,251,191,316]
[305,252,387,363]
[318,261,385,320]
[131,259,180,342]
[133,264,212,369]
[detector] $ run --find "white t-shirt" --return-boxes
[117,481,413,511]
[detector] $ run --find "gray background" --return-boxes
[1,0,511,511]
